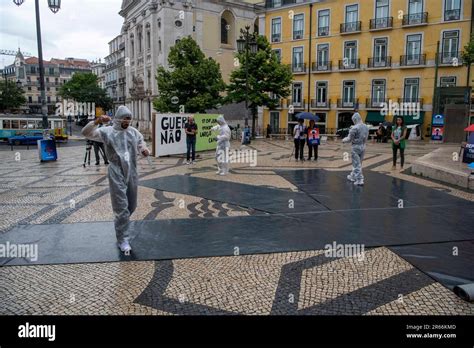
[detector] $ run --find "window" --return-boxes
[404,78,420,102]
[138,31,143,53]
[318,10,330,37]
[131,40,135,58]
[293,14,304,40]
[28,96,32,103]
[273,49,281,63]
[221,18,229,44]
[408,0,424,24]
[406,34,422,63]
[292,47,304,72]
[46,77,49,83]
[28,87,31,91]
[316,81,328,106]
[49,68,55,75]
[373,38,388,66]
[158,18,161,29]
[175,20,183,27]
[442,30,459,63]
[31,66,36,74]
[344,41,358,67]
[271,0,282,7]
[440,76,456,87]
[376,0,389,19]
[317,44,330,70]
[345,4,359,31]
[445,0,461,21]
[343,81,355,105]
[372,80,386,106]
[292,82,303,106]
[3,120,11,129]
[147,31,151,50]
[158,39,162,53]
[271,18,281,42]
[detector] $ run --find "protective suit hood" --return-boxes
[113,106,133,131]
[216,115,227,126]
[352,112,363,125]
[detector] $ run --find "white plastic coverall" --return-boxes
[342,113,369,184]
[81,106,149,243]
[212,116,231,175]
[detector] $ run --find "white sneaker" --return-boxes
[219,172,227,176]
[216,170,222,175]
[118,239,132,253]
[354,180,364,186]
[185,161,190,165]
[347,175,356,182]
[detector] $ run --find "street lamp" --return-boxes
[16,79,22,88]
[13,0,61,139]
[236,25,258,138]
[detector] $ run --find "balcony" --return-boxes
[119,42,125,50]
[288,99,306,109]
[310,99,330,109]
[438,52,463,66]
[293,30,304,40]
[366,98,388,109]
[399,54,426,67]
[402,12,428,26]
[369,17,393,30]
[340,21,361,34]
[311,61,332,72]
[368,56,392,69]
[318,26,329,37]
[106,80,118,87]
[338,59,360,71]
[398,98,424,109]
[337,98,358,109]
[444,9,461,21]
[290,63,307,74]
[271,33,281,43]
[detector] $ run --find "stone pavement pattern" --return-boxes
[0,140,473,315]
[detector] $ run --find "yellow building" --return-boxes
[261,0,473,136]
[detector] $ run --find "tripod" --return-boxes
[83,140,93,167]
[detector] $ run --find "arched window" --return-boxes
[220,10,235,47]
[221,18,228,44]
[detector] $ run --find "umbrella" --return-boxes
[464,124,474,132]
[296,112,320,122]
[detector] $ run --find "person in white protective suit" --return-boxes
[211,115,231,176]
[342,111,369,186]
[81,106,150,253]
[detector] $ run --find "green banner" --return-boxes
[194,114,220,151]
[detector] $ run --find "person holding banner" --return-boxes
[185,116,198,165]
[212,115,231,176]
[81,106,150,254]
[306,120,320,161]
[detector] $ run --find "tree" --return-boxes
[225,34,293,137]
[0,80,27,112]
[59,72,113,111]
[153,37,225,113]
[461,34,474,87]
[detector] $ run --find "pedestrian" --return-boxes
[391,116,407,170]
[343,109,369,186]
[185,116,198,165]
[212,115,231,176]
[293,119,306,161]
[266,124,272,138]
[376,123,384,143]
[81,106,150,253]
[306,120,319,161]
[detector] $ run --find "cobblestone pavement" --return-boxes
[0,139,473,315]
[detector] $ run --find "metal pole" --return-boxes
[433,41,440,115]
[245,29,249,128]
[35,0,48,138]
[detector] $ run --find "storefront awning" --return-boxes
[365,111,385,124]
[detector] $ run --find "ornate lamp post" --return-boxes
[236,25,258,137]
[14,0,61,138]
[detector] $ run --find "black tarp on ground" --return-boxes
[1,169,473,300]
[140,175,327,214]
[390,241,474,289]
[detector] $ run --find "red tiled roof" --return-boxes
[24,57,91,68]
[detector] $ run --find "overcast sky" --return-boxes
[0,0,124,68]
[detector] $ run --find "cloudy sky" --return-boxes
[0,0,124,68]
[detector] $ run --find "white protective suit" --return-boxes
[212,116,231,175]
[81,106,149,244]
[342,112,369,185]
